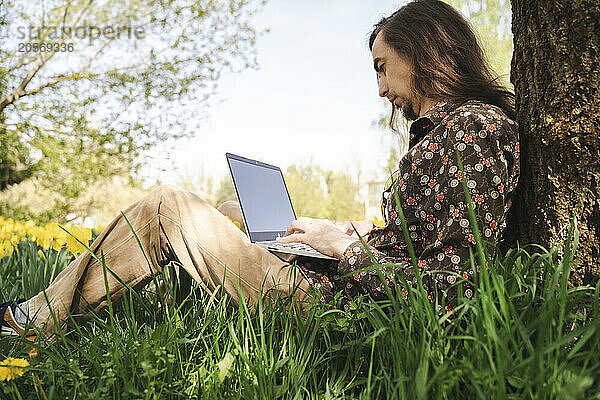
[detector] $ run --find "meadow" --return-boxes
[0,185,599,399]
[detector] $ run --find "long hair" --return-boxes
[369,0,515,132]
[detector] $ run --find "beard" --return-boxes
[398,97,419,121]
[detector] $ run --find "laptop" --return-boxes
[226,152,337,260]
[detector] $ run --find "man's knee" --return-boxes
[217,200,247,235]
[152,184,182,197]
[143,185,188,212]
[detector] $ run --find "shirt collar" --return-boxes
[408,99,466,149]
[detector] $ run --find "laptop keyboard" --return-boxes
[262,241,318,253]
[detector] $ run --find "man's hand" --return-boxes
[335,220,375,240]
[276,217,357,259]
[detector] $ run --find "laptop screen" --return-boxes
[226,153,297,242]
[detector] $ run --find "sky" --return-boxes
[144,0,406,187]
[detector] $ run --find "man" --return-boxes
[1,0,518,339]
[276,0,519,310]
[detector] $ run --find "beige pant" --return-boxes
[28,185,310,335]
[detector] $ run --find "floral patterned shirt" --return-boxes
[298,99,520,310]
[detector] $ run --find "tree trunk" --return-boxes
[506,0,600,284]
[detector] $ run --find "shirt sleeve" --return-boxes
[336,238,417,301]
[336,104,519,308]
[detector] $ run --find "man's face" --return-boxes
[372,31,420,121]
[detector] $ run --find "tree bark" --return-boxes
[507,0,600,284]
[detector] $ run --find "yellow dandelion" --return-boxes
[0,358,30,381]
[35,229,52,250]
[64,225,92,256]
[52,238,66,252]
[44,223,66,251]
[1,240,14,258]
[24,220,36,230]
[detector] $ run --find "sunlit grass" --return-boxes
[1,166,598,398]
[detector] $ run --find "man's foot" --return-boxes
[1,299,36,341]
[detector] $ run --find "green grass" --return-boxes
[1,163,599,398]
